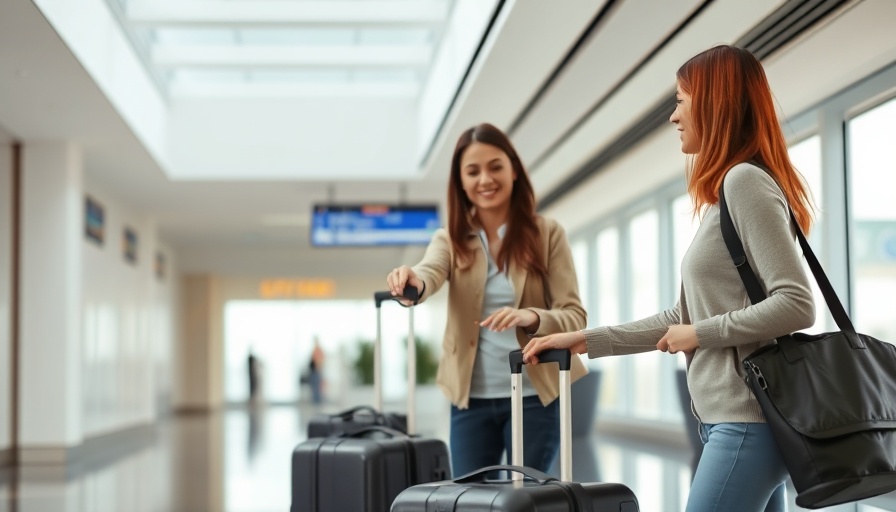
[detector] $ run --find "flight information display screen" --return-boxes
[310,204,441,247]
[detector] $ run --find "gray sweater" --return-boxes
[583,163,815,424]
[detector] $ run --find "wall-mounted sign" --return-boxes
[259,279,335,299]
[123,227,138,265]
[85,196,105,246]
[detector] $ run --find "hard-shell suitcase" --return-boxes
[305,287,416,437]
[292,426,450,512]
[390,349,640,512]
[291,287,450,512]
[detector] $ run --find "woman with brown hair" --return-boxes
[522,45,816,510]
[386,122,587,476]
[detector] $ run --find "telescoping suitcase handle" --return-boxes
[508,349,573,482]
[373,285,420,434]
[374,285,419,307]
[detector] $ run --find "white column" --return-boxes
[0,144,13,456]
[19,142,83,461]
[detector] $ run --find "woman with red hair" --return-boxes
[522,45,815,510]
[386,123,588,477]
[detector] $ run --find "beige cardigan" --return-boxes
[413,216,588,409]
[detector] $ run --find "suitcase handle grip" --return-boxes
[508,348,571,373]
[336,405,382,420]
[341,425,409,439]
[452,465,557,484]
[374,285,419,307]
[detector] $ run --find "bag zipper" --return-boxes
[744,361,768,390]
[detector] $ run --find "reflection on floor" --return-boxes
[1,387,894,512]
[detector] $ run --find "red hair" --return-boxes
[446,123,547,278]
[677,45,814,233]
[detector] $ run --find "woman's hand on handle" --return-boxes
[522,330,586,365]
[386,265,424,305]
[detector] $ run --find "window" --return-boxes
[572,239,590,314]
[596,227,621,412]
[788,135,827,333]
[628,210,661,419]
[847,97,896,343]
[629,210,659,320]
[596,227,620,326]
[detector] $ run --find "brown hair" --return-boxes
[446,123,547,278]
[677,45,813,232]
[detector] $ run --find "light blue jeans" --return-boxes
[687,422,789,512]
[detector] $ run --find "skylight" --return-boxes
[107,0,454,98]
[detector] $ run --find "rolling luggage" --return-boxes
[390,349,640,512]
[305,286,417,437]
[291,427,450,512]
[306,405,406,438]
[291,287,450,512]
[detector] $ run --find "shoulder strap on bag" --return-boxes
[717,168,865,359]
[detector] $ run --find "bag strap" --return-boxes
[717,169,865,354]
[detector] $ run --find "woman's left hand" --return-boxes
[522,330,586,364]
[480,307,539,332]
[656,324,699,354]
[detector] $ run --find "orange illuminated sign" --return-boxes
[259,279,335,299]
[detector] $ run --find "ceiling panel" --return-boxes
[526,0,787,198]
[510,0,704,167]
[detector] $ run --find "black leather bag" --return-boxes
[719,184,896,509]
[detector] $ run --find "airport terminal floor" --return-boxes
[4,1,896,512]
[1,385,894,512]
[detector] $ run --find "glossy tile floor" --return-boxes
[0,386,894,512]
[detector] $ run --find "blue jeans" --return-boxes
[449,395,559,478]
[687,422,789,512]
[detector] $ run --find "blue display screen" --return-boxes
[311,204,441,247]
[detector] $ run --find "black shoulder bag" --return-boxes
[719,182,896,509]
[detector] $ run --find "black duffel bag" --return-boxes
[720,185,896,509]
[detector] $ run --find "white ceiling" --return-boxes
[119,0,453,98]
[2,0,895,279]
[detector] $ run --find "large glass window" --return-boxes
[572,239,590,314]
[596,227,620,326]
[628,210,661,419]
[790,135,823,213]
[596,227,621,412]
[632,454,663,511]
[788,135,827,333]
[847,97,896,343]
[629,210,659,320]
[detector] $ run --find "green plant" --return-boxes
[353,337,439,385]
[353,340,375,385]
[414,340,439,384]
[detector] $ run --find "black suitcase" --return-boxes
[291,287,450,512]
[292,426,450,512]
[305,286,417,437]
[390,349,640,512]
